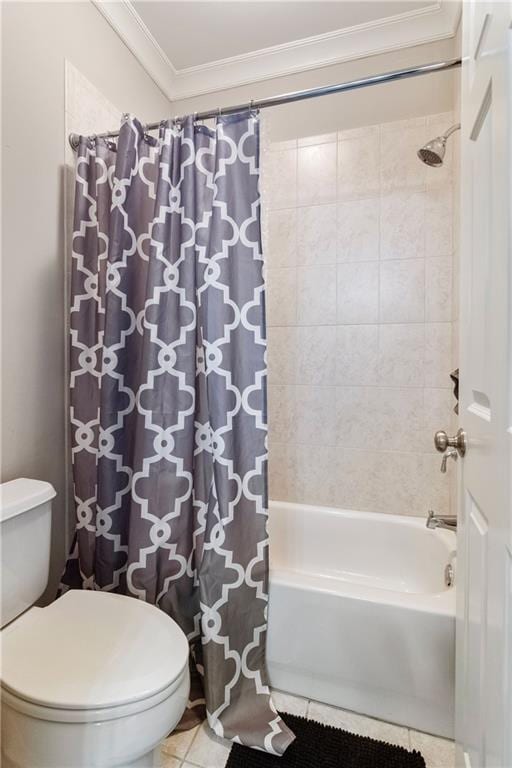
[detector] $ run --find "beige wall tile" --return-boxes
[336,387,423,452]
[423,388,455,453]
[378,324,424,387]
[337,262,379,324]
[380,190,425,260]
[335,448,382,511]
[268,442,297,502]
[267,385,297,444]
[380,259,425,323]
[380,118,427,193]
[267,326,298,384]
[338,129,380,200]
[337,198,379,262]
[295,386,337,446]
[298,142,337,206]
[267,209,297,268]
[422,453,451,516]
[266,147,297,209]
[425,186,453,257]
[297,203,336,265]
[297,265,337,325]
[335,325,379,386]
[264,108,457,520]
[385,452,425,515]
[335,449,424,515]
[296,445,337,506]
[426,256,453,322]
[425,323,452,388]
[336,448,424,515]
[297,326,336,386]
[266,267,297,326]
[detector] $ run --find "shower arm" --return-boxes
[442,123,461,139]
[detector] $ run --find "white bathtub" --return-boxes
[266,501,456,738]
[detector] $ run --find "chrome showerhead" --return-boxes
[417,123,460,167]
[417,135,447,167]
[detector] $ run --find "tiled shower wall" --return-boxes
[264,113,458,516]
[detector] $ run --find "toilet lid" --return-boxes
[1,590,190,710]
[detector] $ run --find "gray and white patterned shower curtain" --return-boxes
[61,112,294,754]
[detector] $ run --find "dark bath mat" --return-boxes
[225,711,426,768]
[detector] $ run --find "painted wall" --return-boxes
[171,37,459,141]
[1,1,171,599]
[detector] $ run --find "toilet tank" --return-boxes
[0,478,55,627]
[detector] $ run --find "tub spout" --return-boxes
[426,509,457,531]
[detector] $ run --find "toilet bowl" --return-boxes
[0,480,191,768]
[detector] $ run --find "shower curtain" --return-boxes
[61,112,293,755]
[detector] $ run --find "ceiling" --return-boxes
[95,0,461,101]
[132,1,432,70]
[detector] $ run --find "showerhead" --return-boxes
[417,123,460,167]
[417,136,447,167]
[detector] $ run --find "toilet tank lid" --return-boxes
[0,478,56,522]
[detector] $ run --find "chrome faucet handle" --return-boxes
[434,427,467,456]
[440,448,458,473]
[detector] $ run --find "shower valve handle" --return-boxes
[440,448,458,473]
[434,428,467,457]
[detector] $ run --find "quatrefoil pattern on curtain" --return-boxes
[61,113,294,755]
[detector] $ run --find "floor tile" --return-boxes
[162,725,199,759]
[185,722,231,767]
[410,730,456,768]
[161,756,182,768]
[162,703,455,768]
[307,701,409,748]
[271,689,309,716]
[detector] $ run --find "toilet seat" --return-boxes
[0,670,189,724]
[1,590,190,720]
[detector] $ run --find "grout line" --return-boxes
[268,320,452,328]
[181,724,201,762]
[334,139,339,326]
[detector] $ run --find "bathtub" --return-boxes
[266,501,456,739]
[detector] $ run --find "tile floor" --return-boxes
[161,691,456,768]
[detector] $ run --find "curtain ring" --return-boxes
[193,111,198,122]
[217,106,222,117]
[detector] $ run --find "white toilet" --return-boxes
[0,478,191,768]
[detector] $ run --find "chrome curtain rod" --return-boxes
[68,57,462,150]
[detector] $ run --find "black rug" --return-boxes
[226,712,426,768]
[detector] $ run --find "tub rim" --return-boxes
[268,500,456,616]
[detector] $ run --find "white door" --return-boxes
[456,2,512,767]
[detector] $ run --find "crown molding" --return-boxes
[92,0,178,99]
[92,0,461,103]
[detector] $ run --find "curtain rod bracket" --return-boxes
[69,133,80,151]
